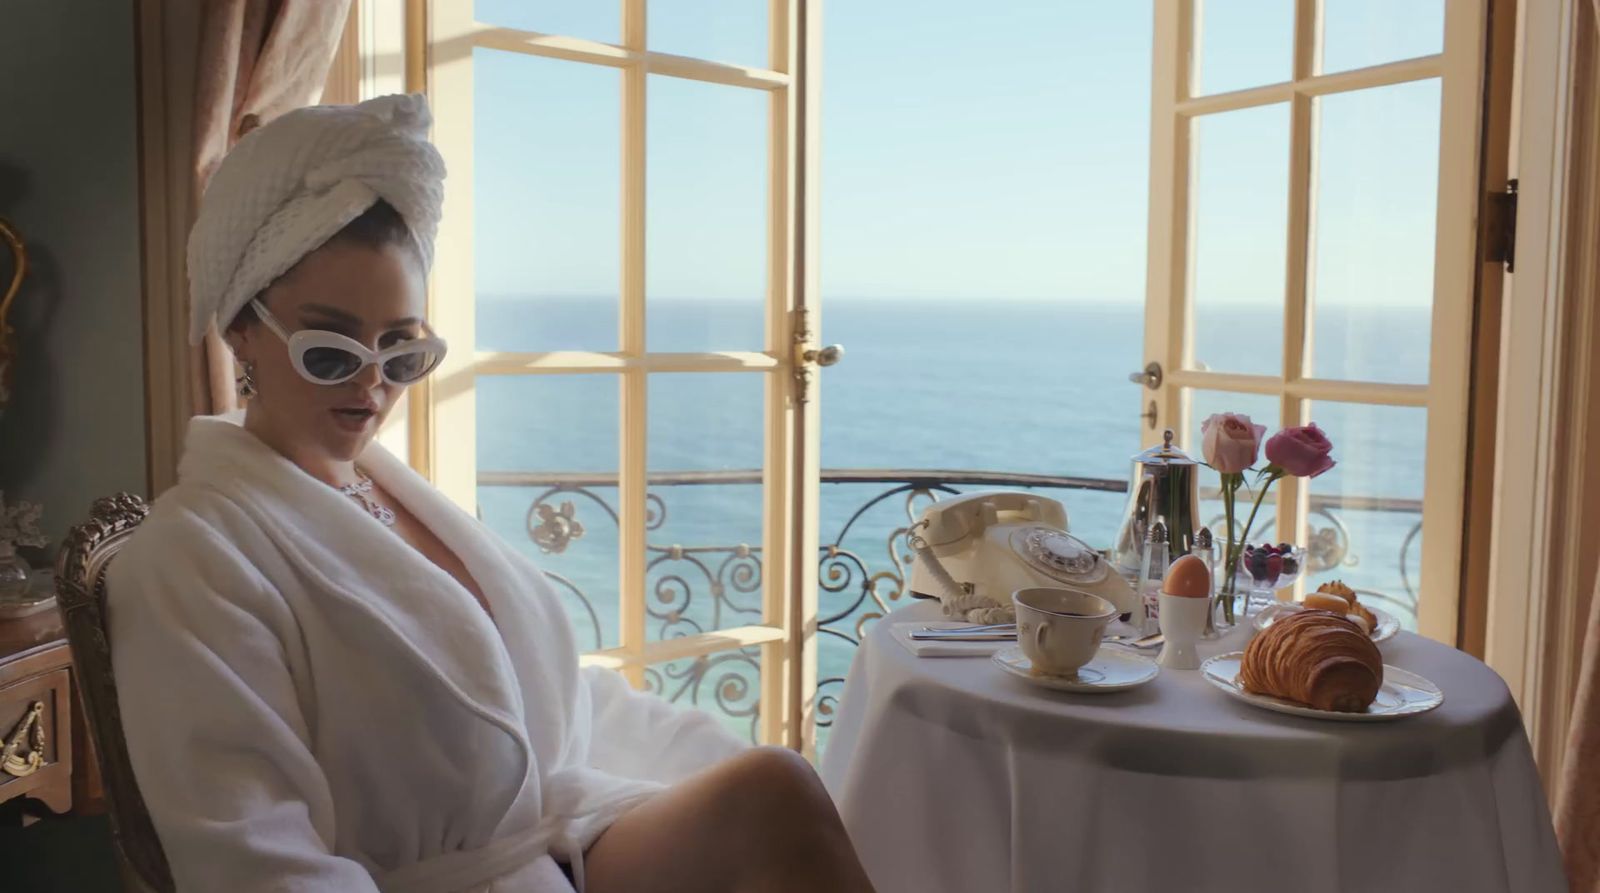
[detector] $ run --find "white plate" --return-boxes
[991,644,1159,693]
[1200,651,1443,721]
[1252,601,1400,644]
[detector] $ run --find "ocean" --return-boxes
[473,295,1432,743]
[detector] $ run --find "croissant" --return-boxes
[1239,610,1383,712]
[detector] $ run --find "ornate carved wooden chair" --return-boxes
[55,493,174,893]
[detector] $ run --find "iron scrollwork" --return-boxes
[487,470,1424,742]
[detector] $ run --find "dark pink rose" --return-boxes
[1265,424,1336,478]
[1200,413,1266,474]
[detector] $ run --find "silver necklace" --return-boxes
[338,471,396,527]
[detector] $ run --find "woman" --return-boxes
[109,94,876,893]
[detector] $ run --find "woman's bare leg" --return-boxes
[583,746,877,893]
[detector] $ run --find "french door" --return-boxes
[408,0,826,751]
[1142,0,1491,641]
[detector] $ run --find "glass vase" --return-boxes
[0,551,31,600]
[1208,585,1238,634]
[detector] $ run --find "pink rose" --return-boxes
[1265,423,1337,478]
[1200,413,1266,474]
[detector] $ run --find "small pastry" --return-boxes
[1345,612,1373,634]
[1318,582,1356,608]
[1304,592,1352,614]
[1316,580,1358,606]
[1350,601,1377,632]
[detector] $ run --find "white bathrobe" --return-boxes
[108,414,748,892]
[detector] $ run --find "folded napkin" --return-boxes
[889,622,1012,658]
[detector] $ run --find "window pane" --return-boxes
[477,375,620,651]
[643,648,762,744]
[649,0,768,67]
[1189,104,1290,377]
[1300,401,1425,630]
[646,77,767,350]
[474,0,617,43]
[823,301,1142,481]
[1309,80,1439,385]
[1320,0,1444,75]
[646,374,765,642]
[475,50,619,352]
[1193,0,1294,95]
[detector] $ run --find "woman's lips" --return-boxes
[330,406,376,433]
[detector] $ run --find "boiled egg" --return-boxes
[1162,554,1211,598]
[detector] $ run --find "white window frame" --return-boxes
[403,0,823,750]
[1143,0,1491,642]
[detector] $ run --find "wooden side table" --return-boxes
[0,604,101,823]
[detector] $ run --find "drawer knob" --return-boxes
[2,701,45,778]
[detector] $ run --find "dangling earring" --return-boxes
[238,361,258,399]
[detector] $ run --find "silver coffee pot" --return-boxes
[1112,428,1202,579]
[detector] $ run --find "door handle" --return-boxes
[792,337,844,404]
[1128,362,1163,390]
[801,344,844,367]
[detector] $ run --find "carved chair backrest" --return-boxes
[55,493,174,893]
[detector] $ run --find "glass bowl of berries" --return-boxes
[1236,542,1306,592]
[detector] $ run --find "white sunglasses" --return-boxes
[250,298,448,386]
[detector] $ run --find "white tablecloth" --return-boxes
[820,600,1566,893]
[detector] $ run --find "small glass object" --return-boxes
[1190,527,1226,639]
[1137,520,1170,636]
[0,550,31,600]
[1233,543,1308,621]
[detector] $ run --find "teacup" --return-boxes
[1012,587,1118,676]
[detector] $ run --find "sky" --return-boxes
[470,0,1445,307]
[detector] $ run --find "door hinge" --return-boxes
[1485,178,1518,273]
[790,308,843,405]
[792,308,816,405]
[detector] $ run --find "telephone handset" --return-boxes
[908,490,1138,623]
[916,491,1069,548]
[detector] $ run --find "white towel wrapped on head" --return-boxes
[187,93,446,344]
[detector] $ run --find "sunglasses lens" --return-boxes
[383,348,441,384]
[302,346,364,382]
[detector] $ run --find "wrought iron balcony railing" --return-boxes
[479,469,1423,745]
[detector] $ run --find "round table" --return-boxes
[819,601,1566,893]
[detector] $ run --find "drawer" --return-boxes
[0,666,72,814]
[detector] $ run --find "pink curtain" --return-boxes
[1557,5,1600,891]
[1559,571,1600,891]
[191,0,353,415]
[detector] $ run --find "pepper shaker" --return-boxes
[1192,527,1220,638]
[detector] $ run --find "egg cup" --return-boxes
[1157,593,1208,670]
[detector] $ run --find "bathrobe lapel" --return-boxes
[357,432,583,762]
[180,417,533,769]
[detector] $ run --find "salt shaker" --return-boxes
[1137,520,1170,636]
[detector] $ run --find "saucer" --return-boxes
[991,644,1159,693]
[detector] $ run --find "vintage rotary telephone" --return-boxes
[907,491,1138,624]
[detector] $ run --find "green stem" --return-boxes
[1228,471,1281,618]
[1221,474,1238,622]
[1236,471,1277,554]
